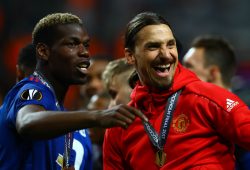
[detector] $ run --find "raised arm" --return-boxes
[16,104,147,139]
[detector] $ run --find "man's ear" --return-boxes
[208,65,220,83]
[36,43,50,61]
[125,48,135,65]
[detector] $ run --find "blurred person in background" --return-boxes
[0,43,37,105]
[182,35,250,170]
[103,12,250,169]
[77,55,111,110]
[182,35,236,89]
[102,58,135,108]
[87,92,111,170]
[0,12,147,170]
[87,58,135,170]
[0,42,37,145]
[16,43,37,82]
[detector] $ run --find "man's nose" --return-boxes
[160,46,172,58]
[78,44,89,58]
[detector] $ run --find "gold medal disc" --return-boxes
[155,150,167,167]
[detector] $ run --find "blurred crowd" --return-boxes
[0,0,250,102]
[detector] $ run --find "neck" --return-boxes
[35,69,69,104]
[213,79,231,90]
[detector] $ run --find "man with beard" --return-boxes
[103,12,250,169]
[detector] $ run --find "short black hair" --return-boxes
[125,12,173,51]
[192,35,237,86]
[17,43,37,71]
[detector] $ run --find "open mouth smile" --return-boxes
[153,64,171,77]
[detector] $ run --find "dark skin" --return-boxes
[16,23,148,139]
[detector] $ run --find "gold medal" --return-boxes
[155,150,167,167]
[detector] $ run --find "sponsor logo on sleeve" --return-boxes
[20,89,43,101]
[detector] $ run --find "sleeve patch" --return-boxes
[20,89,43,101]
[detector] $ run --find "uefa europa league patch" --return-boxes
[20,89,43,101]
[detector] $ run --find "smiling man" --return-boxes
[103,12,250,170]
[126,24,177,90]
[0,13,147,170]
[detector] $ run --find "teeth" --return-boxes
[155,64,170,68]
[78,64,88,68]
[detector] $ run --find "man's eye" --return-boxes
[167,40,176,48]
[147,45,158,50]
[148,46,157,49]
[84,43,90,49]
[67,42,76,47]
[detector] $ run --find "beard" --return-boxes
[140,71,174,91]
[152,76,173,91]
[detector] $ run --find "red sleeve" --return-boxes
[201,92,250,150]
[103,128,125,170]
[188,81,250,150]
[228,105,250,149]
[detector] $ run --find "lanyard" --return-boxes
[63,133,73,168]
[143,90,181,151]
[33,71,73,168]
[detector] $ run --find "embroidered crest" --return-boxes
[172,114,189,133]
[20,89,43,101]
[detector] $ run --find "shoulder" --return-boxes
[11,77,56,111]
[1,78,45,109]
[183,81,248,113]
[17,77,54,101]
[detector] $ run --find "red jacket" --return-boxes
[103,63,250,170]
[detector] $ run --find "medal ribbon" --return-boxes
[63,132,73,168]
[33,71,73,168]
[143,90,181,151]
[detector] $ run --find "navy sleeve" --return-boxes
[6,82,57,128]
